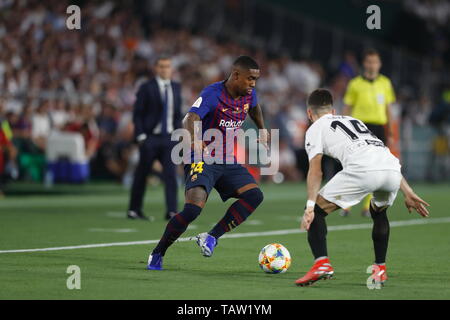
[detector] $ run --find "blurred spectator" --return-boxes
[273,103,309,180]
[0,0,447,185]
[426,87,450,181]
[31,102,52,151]
[338,51,359,80]
[277,141,301,182]
[63,105,99,160]
[0,102,18,194]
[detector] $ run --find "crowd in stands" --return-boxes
[0,0,448,189]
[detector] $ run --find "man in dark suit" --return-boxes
[128,56,182,220]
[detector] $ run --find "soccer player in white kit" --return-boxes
[295,89,430,287]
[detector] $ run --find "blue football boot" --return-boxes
[147,253,163,270]
[195,232,218,257]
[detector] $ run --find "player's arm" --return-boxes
[301,154,323,231]
[306,154,323,202]
[182,112,206,155]
[399,176,430,217]
[249,104,269,149]
[185,92,216,155]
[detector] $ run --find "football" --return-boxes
[258,243,292,274]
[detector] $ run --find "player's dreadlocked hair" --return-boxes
[233,56,259,70]
[307,89,333,114]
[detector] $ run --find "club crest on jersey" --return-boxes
[243,104,249,113]
[191,174,198,182]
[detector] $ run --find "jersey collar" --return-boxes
[361,74,380,83]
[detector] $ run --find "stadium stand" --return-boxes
[0,0,449,186]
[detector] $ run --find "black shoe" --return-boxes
[165,211,177,220]
[127,210,150,220]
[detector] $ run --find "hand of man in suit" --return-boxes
[136,133,147,146]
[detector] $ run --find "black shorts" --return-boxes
[184,162,257,202]
[365,124,387,144]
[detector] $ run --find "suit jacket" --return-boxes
[132,78,182,140]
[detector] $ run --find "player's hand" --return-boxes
[257,129,270,150]
[300,207,315,231]
[404,192,430,217]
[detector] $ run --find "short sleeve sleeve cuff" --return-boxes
[305,124,324,161]
[188,88,218,119]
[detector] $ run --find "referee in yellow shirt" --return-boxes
[342,48,396,217]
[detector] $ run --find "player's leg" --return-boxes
[196,165,264,257]
[148,162,217,269]
[152,186,206,255]
[209,165,264,237]
[306,172,359,261]
[369,199,390,266]
[367,170,402,284]
[368,199,389,284]
[148,187,207,270]
[369,189,398,282]
[208,182,263,239]
[307,195,338,259]
[295,194,338,286]
[296,171,368,286]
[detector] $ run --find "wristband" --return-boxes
[306,200,316,208]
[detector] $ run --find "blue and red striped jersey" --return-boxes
[188,81,258,164]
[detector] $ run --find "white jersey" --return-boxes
[305,114,401,172]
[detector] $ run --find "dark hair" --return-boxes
[233,55,259,70]
[307,89,333,112]
[362,48,380,60]
[153,55,171,65]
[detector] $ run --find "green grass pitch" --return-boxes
[0,182,449,300]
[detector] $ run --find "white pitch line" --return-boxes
[1,217,449,254]
[88,228,138,233]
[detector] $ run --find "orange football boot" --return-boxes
[370,264,388,286]
[295,257,334,287]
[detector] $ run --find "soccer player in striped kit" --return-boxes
[148,56,269,270]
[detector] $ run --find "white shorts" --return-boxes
[319,170,402,209]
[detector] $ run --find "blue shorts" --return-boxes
[184,162,257,201]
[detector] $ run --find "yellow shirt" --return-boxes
[343,74,395,125]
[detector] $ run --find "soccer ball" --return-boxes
[258,243,291,274]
